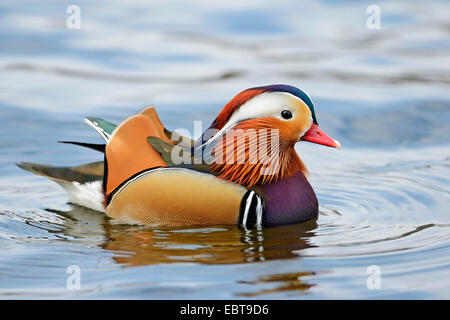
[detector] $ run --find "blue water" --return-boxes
[0,0,449,299]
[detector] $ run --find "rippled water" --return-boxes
[0,0,449,299]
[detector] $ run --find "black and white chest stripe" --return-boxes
[238,190,265,229]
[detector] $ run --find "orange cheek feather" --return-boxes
[209,118,308,188]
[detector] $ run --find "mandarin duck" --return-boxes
[18,84,341,228]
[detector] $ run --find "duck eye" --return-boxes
[281,110,292,119]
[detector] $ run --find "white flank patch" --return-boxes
[58,180,106,213]
[255,195,263,229]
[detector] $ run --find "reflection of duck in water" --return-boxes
[48,205,317,266]
[19,85,340,228]
[237,271,316,297]
[103,221,317,266]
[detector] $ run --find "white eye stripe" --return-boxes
[198,92,307,149]
[233,92,302,119]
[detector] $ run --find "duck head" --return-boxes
[198,84,340,188]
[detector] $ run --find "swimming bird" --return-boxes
[18,84,341,228]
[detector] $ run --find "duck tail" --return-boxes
[16,161,104,183]
[16,161,106,212]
